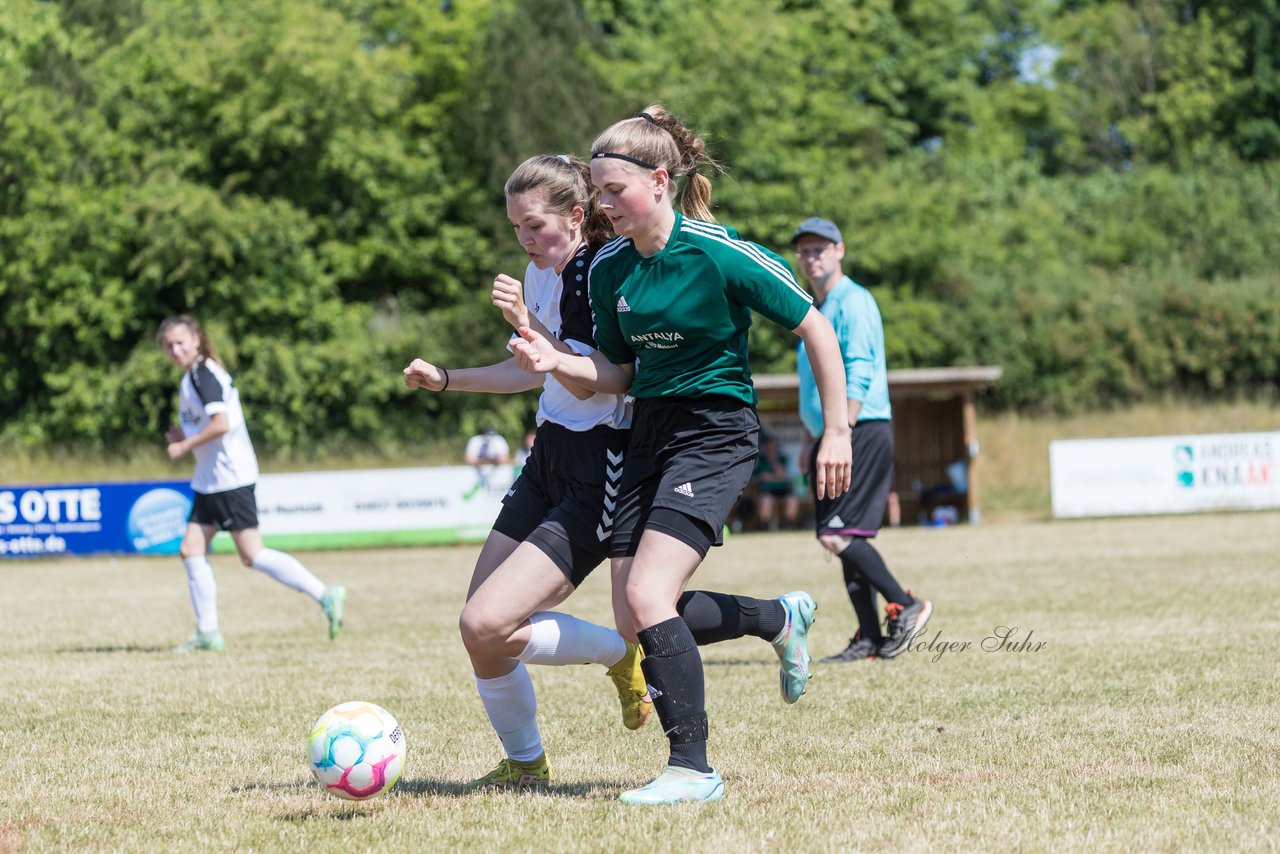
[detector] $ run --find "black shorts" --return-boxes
[492,422,629,586]
[811,419,894,537]
[189,485,259,531]
[610,396,759,559]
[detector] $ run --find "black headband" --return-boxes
[591,151,659,170]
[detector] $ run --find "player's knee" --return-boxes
[457,604,509,654]
[818,534,847,554]
[623,586,663,628]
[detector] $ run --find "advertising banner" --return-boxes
[1050,431,1278,518]
[0,480,193,558]
[1,464,516,558]
[249,464,515,550]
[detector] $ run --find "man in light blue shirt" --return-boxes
[793,217,932,662]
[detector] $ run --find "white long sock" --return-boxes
[182,556,219,634]
[515,611,627,667]
[475,663,543,761]
[250,548,326,600]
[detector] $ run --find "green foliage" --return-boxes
[954,265,1280,411]
[2,0,1278,463]
[1051,0,1247,167]
[0,0,513,456]
[455,0,622,192]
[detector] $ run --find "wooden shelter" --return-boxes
[752,366,1002,525]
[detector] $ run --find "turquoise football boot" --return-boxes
[619,766,725,805]
[171,630,225,653]
[772,591,817,704]
[320,585,346,640]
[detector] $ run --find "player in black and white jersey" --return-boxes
[402,154,650,791]
[157,315,346,653]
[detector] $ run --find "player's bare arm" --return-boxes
[511,327,633,395]
[793,307,852,499]
[491,273,532,330]
[403,357,543,394]
[167,412,230,461]
[491,275,571,356]
[491,274,595,401]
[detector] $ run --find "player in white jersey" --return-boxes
[156,314,346,653]
[403,154,649,791]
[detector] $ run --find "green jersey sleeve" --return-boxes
[720,240,812,330]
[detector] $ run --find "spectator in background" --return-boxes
[918,458,968,525]
[463,426,512,494]
[792,217,932,663]
[466,427,512,466]
[753,433,801,531]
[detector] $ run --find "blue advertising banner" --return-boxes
[0,480,194,558]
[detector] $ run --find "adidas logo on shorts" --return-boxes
[616,296,631,312]
[828,514,846,527]
[674,482,695,498]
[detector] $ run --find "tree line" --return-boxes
[2,0,1277,456]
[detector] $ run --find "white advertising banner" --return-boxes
[1050,431,1279,518]
[251,464,516,547]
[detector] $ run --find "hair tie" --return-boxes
[554,154,572,165]
[592,151,659,170]
[635,112,657,125]
[440,367,449,392]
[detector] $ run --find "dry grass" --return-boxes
[4,512,1280,851]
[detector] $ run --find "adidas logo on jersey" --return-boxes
[674,482,695,498]
[616,296,631,312]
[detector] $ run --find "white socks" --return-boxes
[474,613,624,762]
[475,664,543,761]
[250,548,326,601]
[515,611,627,667]
[182,556,219,634]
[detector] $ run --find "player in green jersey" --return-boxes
[512,105,853,805]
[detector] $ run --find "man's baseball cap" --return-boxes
[790,217,843,245]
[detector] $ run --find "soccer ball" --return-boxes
[307,701,407,800]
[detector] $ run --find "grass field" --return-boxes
[4,511,1280,851]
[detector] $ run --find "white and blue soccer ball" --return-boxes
[307,701,407,800]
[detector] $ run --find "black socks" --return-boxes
[676,590,786,645]
[839,538,909,607]
[637,617,709,773]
